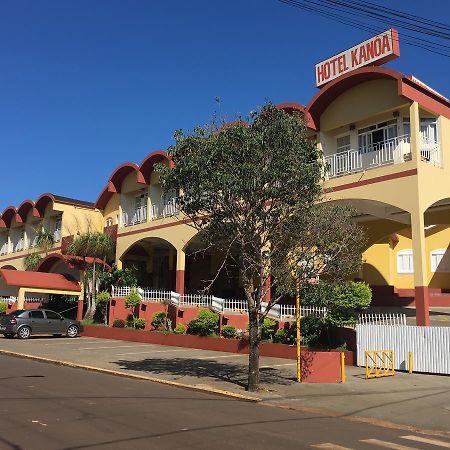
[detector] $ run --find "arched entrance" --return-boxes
[184,235,244,298]
[120,237,177,290]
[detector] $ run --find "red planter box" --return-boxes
[81,325,353,383]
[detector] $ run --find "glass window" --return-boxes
[45,311,62,320]
[397,250,414,274]
[336,135,350,153]
[431,249,450,272]
[29,310,45,319]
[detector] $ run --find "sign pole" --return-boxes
[296,282,301,383]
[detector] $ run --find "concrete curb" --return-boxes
[0,349,261,403]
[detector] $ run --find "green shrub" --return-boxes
[112,319,125,328]
[221,325,237,339]
[0,301,7,314]
[151,311,167,330]
[261,318,278,341]
[300,316,325,347]
[273,328,288,344]
[125,288,142,309]
[173,323,186,334]
[133,318,147,330]
[96,291,110,306]
[327,281,372,326]
[187,309,219,336]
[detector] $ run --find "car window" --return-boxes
[29,310,45,319]
[11,310,26,317]
[45,311,62,320]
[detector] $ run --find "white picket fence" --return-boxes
[111,286,326,320]
[357,324,450,375]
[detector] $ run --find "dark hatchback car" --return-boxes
[0,309,80,339]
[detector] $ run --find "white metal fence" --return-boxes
[358,313,407,326]
[111,286,326,320]
[357,324,450,375]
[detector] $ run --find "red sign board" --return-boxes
[315,29,400,87]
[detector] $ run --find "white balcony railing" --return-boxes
[0,243,8,256]
[53,229,61,242]
[13,239,24,253]
[325,135,441,179]
[122,206,147,227]
[151,199,179,220]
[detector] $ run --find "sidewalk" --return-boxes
[1,335,449,434]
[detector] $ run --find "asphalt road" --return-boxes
[1,355,450,450]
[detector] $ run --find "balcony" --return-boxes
[0,243,8,256]
[151,199,178,220]
[13,239,24,253]
[325,135,441,179]
[122,206,147,227]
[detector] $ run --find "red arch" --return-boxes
[35,193,56,216]
[140,150,171,184]
[276,102,315,129]
[2,206,18,228]
[37,253,111,273]
[17,200,41,222]
[306,66,450,130]
[110,163,146,191]
[95,162,146,210]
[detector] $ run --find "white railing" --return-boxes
[325,134,411,178]
[0,243,8,255]
[13,239,24,252]
[420,139,441,167]
[151,200,179,220]
[358,313,407,326]
[179,294,213,308]
[53,229,61,242]
[111,286,327,320]
[122,206,147,227]
[28,235,39,248]
[325,135,441,178]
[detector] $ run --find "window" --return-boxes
[336,135,350,153]
[29,310,45,319]
[105,218,113,227]
[431,249,450,272]
[45,311,62,320]
[397,249,414,274]
[403,118,438,143]
[358,119,398,154]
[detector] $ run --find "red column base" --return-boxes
[176,270,185,295]
[415,286,430,326]
[76,298,84,321]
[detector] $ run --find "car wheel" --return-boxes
[18,326,31,340]
[66,325,79,338]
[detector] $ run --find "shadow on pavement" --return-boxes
[113,357,295,388]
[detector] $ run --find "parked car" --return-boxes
[0,309,80,339]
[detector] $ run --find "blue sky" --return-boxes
[1,0,449,210]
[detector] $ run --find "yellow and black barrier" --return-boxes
[365,349,394,379]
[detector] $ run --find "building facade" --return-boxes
[1,63,449,326]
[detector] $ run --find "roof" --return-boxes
[0,269,81,292]
[52,195,95,208]
[36,253,111,273]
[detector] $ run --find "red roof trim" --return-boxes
[140,150,171,183]
[0,269,81,292]
[306,66,450,130]
[36,253,111,273]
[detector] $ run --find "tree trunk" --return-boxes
[83,264,97,320]
[247,307,260,392]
